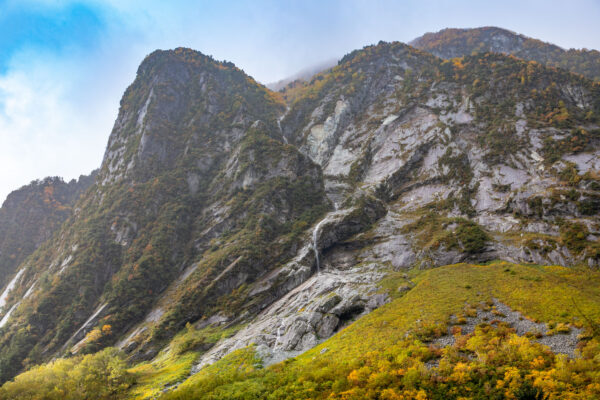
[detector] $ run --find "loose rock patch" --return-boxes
[431,298,582,358]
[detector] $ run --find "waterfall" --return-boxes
[277,118,288,144]
[312,218,328,273]
[277,107,290,144]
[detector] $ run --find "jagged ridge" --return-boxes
[411,26,600,81]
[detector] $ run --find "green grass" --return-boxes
[170,323,244,356]
[165,347,263,399]
[128,350,198,399]
[160,261,600,399]
[4,261,600,399]
[127,323,244,399]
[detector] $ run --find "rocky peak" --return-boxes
[411,27,600,81]
[0,47,322,382]
[410,27,530,58]
[100,47,285,185]
[279,39,599,269]
[281,42,438,168]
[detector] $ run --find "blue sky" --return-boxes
[0,0,599,203]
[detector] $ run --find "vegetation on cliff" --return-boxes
[0,29,598,400]
[411,26,600,81]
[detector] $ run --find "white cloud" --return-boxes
[0,1,169,204]
[0,51,112,203]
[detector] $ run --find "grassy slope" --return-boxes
[127,324,244,399]
[160,261,600,399]
[2,261,599,399]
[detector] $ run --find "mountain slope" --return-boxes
[411,27,600,81]
[3,261,600,399]
[280,40,599,267]
[161,262,600,400]
[0,32,598,398]
[173,40,599,380]
[0,173,96,288]
[0,48,333,381]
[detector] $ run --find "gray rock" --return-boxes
[431,299,582,359]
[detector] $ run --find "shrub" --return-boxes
[0,348,133,400]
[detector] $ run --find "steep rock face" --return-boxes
[0,37,599,385]
[280,41,599,271]
[100,49,284,186]
[0,173,96,287]
[190,196,387,368]
[411,27,600,81]
[0,49,334,381]
[188,42,599,373]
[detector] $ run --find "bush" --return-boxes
[0,348,133,400]
[454,220,489,253]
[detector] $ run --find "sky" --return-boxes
[0,0,599,203]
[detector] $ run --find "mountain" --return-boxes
[0,47,336,382]
[0,173,96,288]
[0,30,599,399]
[411,26,600,81]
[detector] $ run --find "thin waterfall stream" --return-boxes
[312,218,328,273]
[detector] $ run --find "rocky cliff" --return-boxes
[0,48,334,381]
[190,41,600,370]
[411,26,600,81]
[0,35,598,388]
[0,173,96,288]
